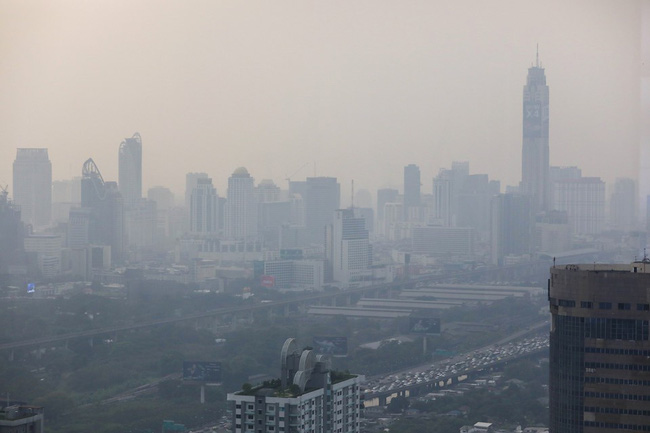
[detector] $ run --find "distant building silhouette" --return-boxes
[290,177,340,245]
[118,132,142,208]
[521,49,550,213]
[376,188,398,224]
[0,189,25,273]
[609,177,636,232]
[12,148,51,228]
[403,164,421,219]
[225,167,257,240]
[79,158,124,262]
[185,172,208,230]
[490,193,531,265]
[190,178,219,234]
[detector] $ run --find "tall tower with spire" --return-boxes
[521,46,550,213]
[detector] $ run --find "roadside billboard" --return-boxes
[260,275,275,288]
[182,361,221,383]
[409,317,441,335]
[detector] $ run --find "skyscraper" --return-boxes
[403,164,421,219]
[79,158,124,262]
[549,262,650,433]
[190,178,219,234]
[326,208,371,287]
[118,132,142,208]
[12,148,52,228]
[490,193,531,265]
[225,167,257,240]
[521,49,550,213]
[0,188,25,273]
[609,177,636,232]
[289,177,340,245]
[376,188,398,223]
[553,177,605,236]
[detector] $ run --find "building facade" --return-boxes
[12,148,52,228]
[549,263,650,432]
[521,52,550,214]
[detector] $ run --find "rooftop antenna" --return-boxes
[536,43,539,67]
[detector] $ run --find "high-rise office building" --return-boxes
[549,262,650,433]
[433,169,454,226]
[225,167,257,240]
[376,188,398,223]
[326,208,371,287]
[553,177,605,236]
[118,132,142,208]
[12,148,52,228]
[490,193,531,265]
[190,178,219,234]
[521,50,550,214]
[290,177,340,245]
[403,164,421,219]
[185,173,208,208]
[79,159,124,262]
[609,177,636,232]
[227,338,364,433]
[0,189,25,273]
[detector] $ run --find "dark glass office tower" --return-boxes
[521,49,549,214]
[549,263,650,433]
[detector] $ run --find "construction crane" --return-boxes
[285,162,310,188]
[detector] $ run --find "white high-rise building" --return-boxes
[225,167,257,240]
[327,208,371,287]
[190,178,219,234]
[13,148,52,228]
[553,177,605,236]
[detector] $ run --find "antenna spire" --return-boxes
[536,44,539,67]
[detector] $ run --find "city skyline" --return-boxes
[0,1,646,205]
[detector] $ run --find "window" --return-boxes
[599,302,612,310]
[559,299,575,307]
[638,303,650,311]
[618,303,631,310]
[580,301,593,309]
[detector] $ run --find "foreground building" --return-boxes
[549,262,650,432]
[0,403,44,433]
[227,338,364,433]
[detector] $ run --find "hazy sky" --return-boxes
[0,0,644,205]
